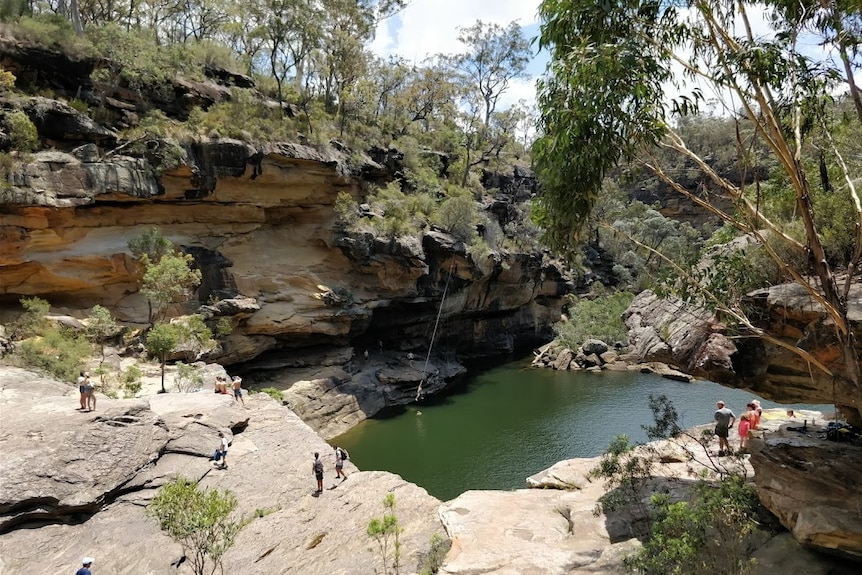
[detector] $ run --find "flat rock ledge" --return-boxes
[0,366,443,575]
[438,415,860,575]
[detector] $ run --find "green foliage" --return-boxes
[86,305,120,346]
[418,533,451,575]
[334,191,359,229]
[554,291,634,349]
[13,327,93,383]
[590,395,769,574]
[140,252,202,322]
[3,15,91,56]
[214,317,233,338]
[367,493,403,575]
[0,67,15,90]
[625,477,761,575]
[174,361,204,392]
[10,296,50,339]
[366,181,435,239]
[147,477,242,575]
[589,434,654,524]
[146,322,181,393]
[121,364,143,396]
[434,189,478,243]
[128,227,174,263]
[4,110,39,152]
[259,387,284,402]
[185,88,300,142]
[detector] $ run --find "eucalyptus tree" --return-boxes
[451,20,531,127]
[252,0,322,116]
[446,20,530,185]
[534,0,862,423]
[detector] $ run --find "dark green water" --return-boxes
[333,357,826,501]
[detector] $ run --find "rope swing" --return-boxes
[416,258,457,401]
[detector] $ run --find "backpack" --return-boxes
[313,459,323,473]
[338,448,349,461]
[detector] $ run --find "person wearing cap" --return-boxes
[76,557,94,575]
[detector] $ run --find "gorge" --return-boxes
[1,30,861,575]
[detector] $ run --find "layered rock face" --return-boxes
[750,427,862,561]
[0,366,444,575]
[624,281,862,425]
[0,138,572,360]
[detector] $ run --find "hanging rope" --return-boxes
[416,258,457,400]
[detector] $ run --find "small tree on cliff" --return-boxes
[145,322,180,394]
[147,477,242,575]
[129,228,202,326]
[534,0,862,423]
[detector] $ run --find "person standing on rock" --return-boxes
[217,431,229,469]
[77,371,87,410]
[313,452,324,493]
[84,373,96,412]
[334,446,348,480]
[76,557,94,575]
[750,399,763,430]
[714,400,736,456]
[231,376,244,405]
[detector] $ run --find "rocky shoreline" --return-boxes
[2,364,860,574]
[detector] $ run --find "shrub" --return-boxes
[625,477,761,575]
[9,296,50,339]
[259,387,284,402]
[147,477,242,575]
[418,533,451,575]
[5,110,39,152]
[367,493,403,575]
[122,364,143,396]
[554,291,634,349]
[434,189,478,243]
[13,327,93,382]
[174,361,204,392]
[334,191,359,229]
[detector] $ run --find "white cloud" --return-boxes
[371,0,541,64]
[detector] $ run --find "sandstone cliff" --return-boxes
[624,281,862,426]
[0,39,576,430]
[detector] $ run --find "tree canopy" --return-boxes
[534,0,862,422]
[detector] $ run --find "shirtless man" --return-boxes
[714,400,736,456]
[231,376,244,405]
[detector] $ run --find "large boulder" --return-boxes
[750,426,862,560]
[624,277,862,425]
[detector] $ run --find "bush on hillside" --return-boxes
[12,327,94,382]
[4,110,40,152]
[555,291,634,350]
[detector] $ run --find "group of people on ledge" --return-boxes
[214,374,244,405]
[714,399,763,455]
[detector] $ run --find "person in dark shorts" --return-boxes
[231,376,244,405]
[714,400,736,455]
[312,452,324,493]
[334,446,348,480]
